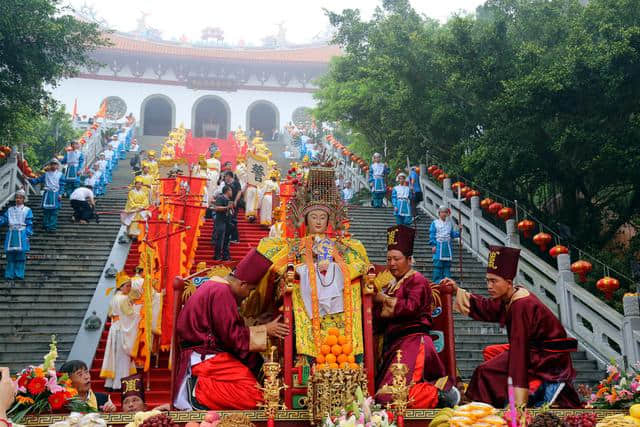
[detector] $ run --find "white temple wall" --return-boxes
[51,77,316,131]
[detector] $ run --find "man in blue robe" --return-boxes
[0,190,33,280]
[30,158,65,231]
[429,205,460,283]
[391,173,412,225]
[61,141,84,197]
[368,153,389,208]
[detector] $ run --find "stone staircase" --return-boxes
[0,195,124,372]
[0,140,137,372]
[347,206,604,386]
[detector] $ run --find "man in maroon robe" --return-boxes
[445,245,581,408]
[173,248,289,410]
[374,225,459,408]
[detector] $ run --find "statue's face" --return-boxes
[306,209,329,234]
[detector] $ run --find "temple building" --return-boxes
[51,32,340,140]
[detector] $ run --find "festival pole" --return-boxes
[457,186,463,285]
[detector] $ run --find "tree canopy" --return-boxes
[0,0,107,147]
[314,0,640,257]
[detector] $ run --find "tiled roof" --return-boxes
[101,33,341,64]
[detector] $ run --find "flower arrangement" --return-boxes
[322,387,396,427]
[585,362,640,409]
[8,336,95,423]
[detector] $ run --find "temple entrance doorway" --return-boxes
[192,96,229,138]
[246,101,279,141]
[141,95,175,136]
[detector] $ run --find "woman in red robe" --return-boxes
[374,225,459,408]
[173,249,289,410]
[445,245,581,408]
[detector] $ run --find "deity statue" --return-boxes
[245,168,370,360]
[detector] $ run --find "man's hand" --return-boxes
[439,277,458,293]
[101,398,116,412]
[265,315,289,339]
[373,292,386,304]
[153,403,171,411]
[432,246,436,253]
[0,367,16,419]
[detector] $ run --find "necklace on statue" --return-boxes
[316,263,336,288]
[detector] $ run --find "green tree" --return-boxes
[0,0,107,146]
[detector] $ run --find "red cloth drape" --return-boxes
[183,131,238,166]
[192,352,263,410]
[407,337,439,408]
[482,344,542,393]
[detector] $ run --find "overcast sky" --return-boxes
[66,0,486,46]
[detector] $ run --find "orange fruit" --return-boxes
[340,362,350,369]
[337,354,348,364]
[342,343,353,355]
[347,355,355,363]
[327,327,340,336]
[331,344,342,356]
[315,363,325,371]
[325,353,336,364]
[316,354,326,364]
[325,335,338,346]
[338,335,347,345]
[320,344,331,355]
[329,363,339,370]
[349,363,359,370]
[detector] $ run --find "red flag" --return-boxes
[95,100,107,118]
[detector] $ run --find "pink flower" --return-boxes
[619,389,633,400]
[631,380,640,393]
[46,375,64,394]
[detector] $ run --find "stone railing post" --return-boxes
[505,219,520,248]
[622,294,640,367]
[418,163,426,210]
[442,178,452,205]
[469,196,482,253]
[555,253,574,328]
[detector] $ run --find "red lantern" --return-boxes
[465,190,480,200]
[350,154,357,161]
[427,165,438,175]
[549,245,569,258]
[533,232,552,252]
[432,168,443,177]
[571,260,593,283]
[86,130,92,137]
[517,219,535,238]
[497,207,514,220]
[488,202,503,215]
[0,152,5,160]
[79,138,86,145]
[451,181,464,192]
[596,276,620,300]
[342,149,349,155]
[362,166,369,173]
[459,186,470,198]
[1,146,10,154]
[480,198,494,210]
[414,167,420,174]
[437,173,448,182]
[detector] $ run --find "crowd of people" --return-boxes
[0,125,135,282]
[0,122,582,422]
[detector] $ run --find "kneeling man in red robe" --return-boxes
[444,245,581,408]
[374,225,459,408]
[173,248,289,410]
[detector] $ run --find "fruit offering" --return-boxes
[530,411,564,426]
[315,327,358,370]
[596,414,639,426]
[139,413,179,427]
[564,412,598,427]
[447,402,506,426]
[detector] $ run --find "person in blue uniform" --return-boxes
[61,141,84,197]
[0,190,33,280]
[391,173,412,225]
[29,158,66,231]
[409,166,423,220]
[368,153,389,208]
[429,205,460,283]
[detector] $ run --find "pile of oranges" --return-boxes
[315,327,359,370]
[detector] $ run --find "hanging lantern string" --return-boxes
[426,153,633,284]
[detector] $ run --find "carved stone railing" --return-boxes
[419,169,632,367]
[0,150,36,209]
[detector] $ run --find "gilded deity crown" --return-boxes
[286,167,348,236]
